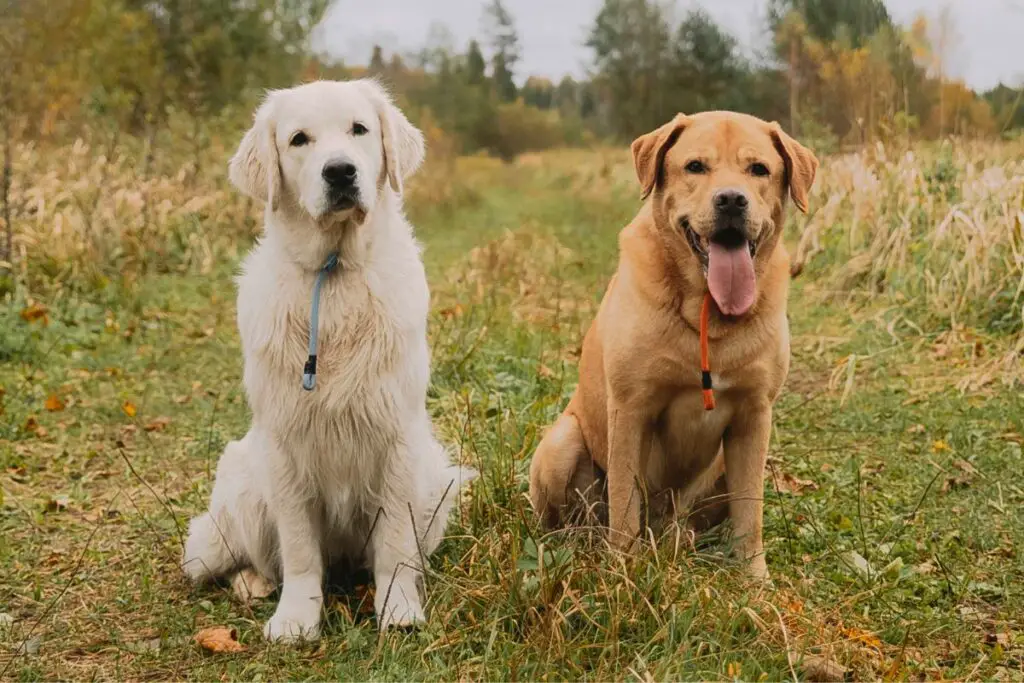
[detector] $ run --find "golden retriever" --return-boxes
[181,80,476,642]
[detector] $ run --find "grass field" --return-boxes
[1,137,1023,680]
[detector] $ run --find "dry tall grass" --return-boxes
[4,134,1021,363]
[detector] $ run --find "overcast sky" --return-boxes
[313,0,1024,91]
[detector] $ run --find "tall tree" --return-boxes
[465,40,487,86]
[768,0,893,48]
[369,44,386,73]
[482,0,520,101]
[587,0,672,137]
[670,10,747,114]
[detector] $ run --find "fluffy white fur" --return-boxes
[181,79,476,643]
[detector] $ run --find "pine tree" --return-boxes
[369,44,386,73]
[465,40,487,86]
[482,0,520,101]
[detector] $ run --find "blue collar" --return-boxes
[301,252,340,391]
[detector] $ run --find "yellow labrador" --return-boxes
[529,111,817,578]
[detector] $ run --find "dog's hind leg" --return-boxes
[183,435,267,584]
[182,511,239,583]
[529,411,599,528]
[417,447,478,557]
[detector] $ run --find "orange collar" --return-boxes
[700,292,715,411]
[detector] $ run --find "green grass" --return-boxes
[1,147,1023,680]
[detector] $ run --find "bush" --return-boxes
[492,101,567,161]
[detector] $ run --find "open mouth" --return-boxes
[681,219,757,274]
[681,218,759,317]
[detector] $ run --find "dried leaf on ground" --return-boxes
[772,470,819,495]
[144,416,171,432]
[20,303,49,325]
[193,626,244,653]
[46,495,70,513]
[354,584,376,614]
[800,654,847,682]
[842,626,883,650]
[45,394,66,412]
[122,401,137,417]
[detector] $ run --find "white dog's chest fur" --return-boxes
[236,223,430,508]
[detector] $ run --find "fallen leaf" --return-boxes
[953,459,979,475]
[537,363,555,378]
[772,470,819,495]
[800,654,846,682]
[15,635,42,655]
[438,304,463,319]
[122,401,137,417]
[45,495,70,513]
[843,626,882,650]
[986,632,1010,647]
[844,551,872,578]
[144,416,171,432]
[173,394,191,405]
[20,303,49,326]
[906,424,926,434]
[23,416,39,433]
[354,584,376,614]
[785,598,805,614]
[941,475,972,493]
[45,394,65,412]
[193,626,244,653]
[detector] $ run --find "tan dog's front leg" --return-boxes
[606,402,649,551]
[723,405,772,580]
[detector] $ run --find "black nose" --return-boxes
[322,161,357,188]
[714,189,749,216]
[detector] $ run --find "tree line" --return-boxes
[2,0,1022,158]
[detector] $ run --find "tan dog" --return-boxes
[528,111,817,578]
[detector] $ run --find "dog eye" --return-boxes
[685,160,707,174]
[352,122,368,136]
[749,162,770,177]
[290,131,310,147]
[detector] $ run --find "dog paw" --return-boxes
[745,555,772,585]
[375,585,426,631]
[263,603,321,643]
[231,568,276,603]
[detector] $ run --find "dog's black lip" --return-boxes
[680,218,709,273]
[328,194,357,211]
[682,220,760,274]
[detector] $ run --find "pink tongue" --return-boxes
[707,243,756,316]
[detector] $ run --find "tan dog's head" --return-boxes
[632,111,817,316]
[229,79,424,227]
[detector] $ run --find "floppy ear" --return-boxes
[631,113,690,200]
[358,80,425,193]
[769,122,818,214]
[229,95,281,210]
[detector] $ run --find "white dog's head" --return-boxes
[229,79,424,226]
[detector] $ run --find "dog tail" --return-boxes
[182,512,237,583]
[418,462,478,557]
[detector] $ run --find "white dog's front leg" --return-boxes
[263,465,324,643]
[371,464,426,630]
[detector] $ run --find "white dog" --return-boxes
[181,79,476,642]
